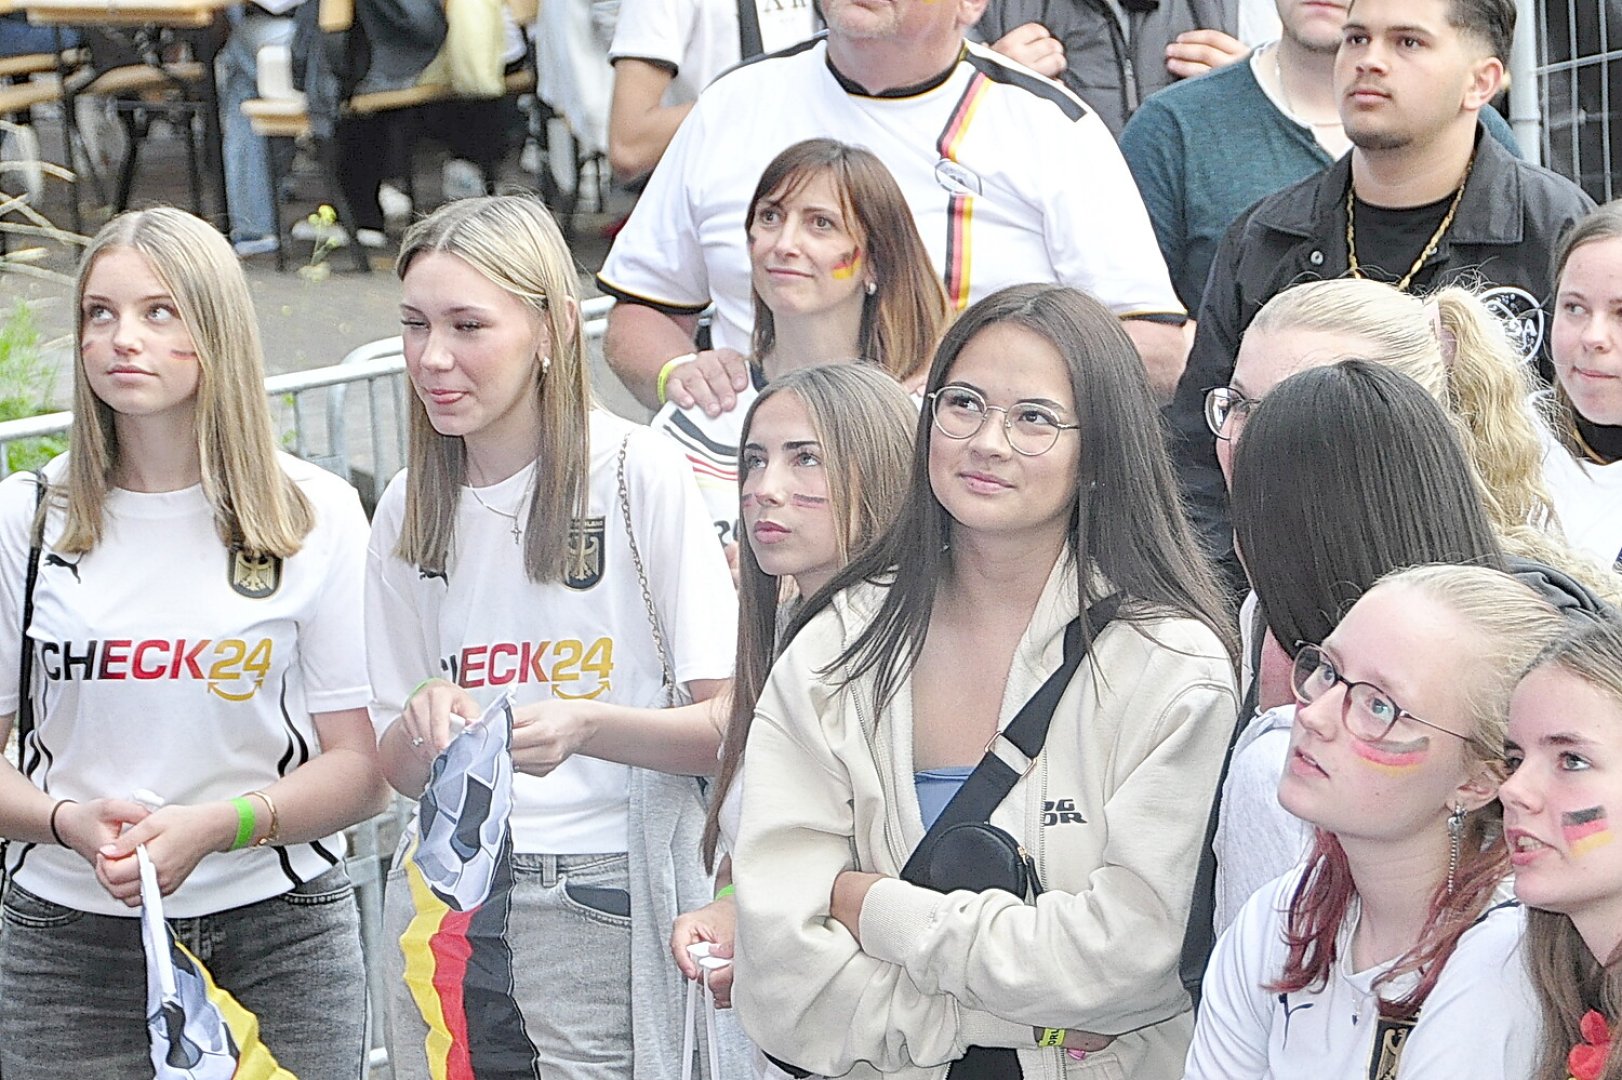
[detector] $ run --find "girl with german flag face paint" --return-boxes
[1503,617,1622,1080]
[0,208,386,1079]
[1186,564,1564,1080]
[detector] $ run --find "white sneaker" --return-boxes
[356,227,387,249]
[441,158,484,201]
[378,182,412,220]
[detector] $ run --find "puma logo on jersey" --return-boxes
[44,553,81,583]
[1041,798,1084,826]
[1276,993,1314,1047]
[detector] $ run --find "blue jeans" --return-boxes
[383,851,635,1080]
[0,865,367,1079]
[217,8,293,241]
[0,15,78,56]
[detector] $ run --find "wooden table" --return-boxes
[22,0,239,233]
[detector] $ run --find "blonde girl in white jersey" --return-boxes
[0,206,386,1078]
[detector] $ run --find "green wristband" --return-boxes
[229,796,257,852]
[407,677,441,704]
[714,883,736,901]
[1038,1028,1066,1048]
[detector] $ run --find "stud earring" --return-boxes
[540,355,552,375]
[865,280,877,296]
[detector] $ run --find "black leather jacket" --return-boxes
[1167,127,1595,590]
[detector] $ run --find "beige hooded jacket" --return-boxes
[732,556,1238,1080]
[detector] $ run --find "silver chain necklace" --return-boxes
[466,477,531,545]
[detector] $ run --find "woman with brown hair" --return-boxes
[1502,615,1622,1080]
[665,363,915,1009]
[652,137,949,548]
[732,284,1237,1079]
[1544,200,1622,570]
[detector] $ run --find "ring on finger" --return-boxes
[411,735,426,747]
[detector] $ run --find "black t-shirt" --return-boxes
[1347,192,1455,290]
[1575,411,1622,464]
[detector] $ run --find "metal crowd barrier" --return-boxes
[0,294,616,1077]
[0,294,617,488]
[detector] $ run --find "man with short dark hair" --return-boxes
[1166,0,1593,582]
[596,0,1188,413]
[1119,0,1521,313]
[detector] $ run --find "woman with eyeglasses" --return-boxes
[1202,278,1616,713]
[1212,360,1514,930]
[1185,562,1562,1079]
[730,284,1238,1079]
[1211,361,1615,931]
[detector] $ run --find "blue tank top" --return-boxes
[914,766,975,830]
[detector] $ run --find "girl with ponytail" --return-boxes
[1208,277,1618,713]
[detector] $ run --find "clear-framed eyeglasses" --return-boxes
[1203,386,1258,441]
[1290,643,1468,744]
[927,385,1080,457]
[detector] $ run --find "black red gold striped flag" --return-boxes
[139,846,297,1079]
[400,695,539,1079]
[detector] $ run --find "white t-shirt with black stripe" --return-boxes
[650,383,759,550]
[0,453,371,918]
[1187,869,1540,1079]
[365,411,738,855]
[598,36,1182,354]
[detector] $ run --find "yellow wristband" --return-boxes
[1038,1028,1066,1048]
[656,353,696,405]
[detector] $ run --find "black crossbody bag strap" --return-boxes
[899,596,1118,1080]
[764,596,1120,1080]
[900,595,1120,878]
[2,471,49,892]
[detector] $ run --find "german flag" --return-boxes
[139,847,297,1080]
[399,695,540,1079]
